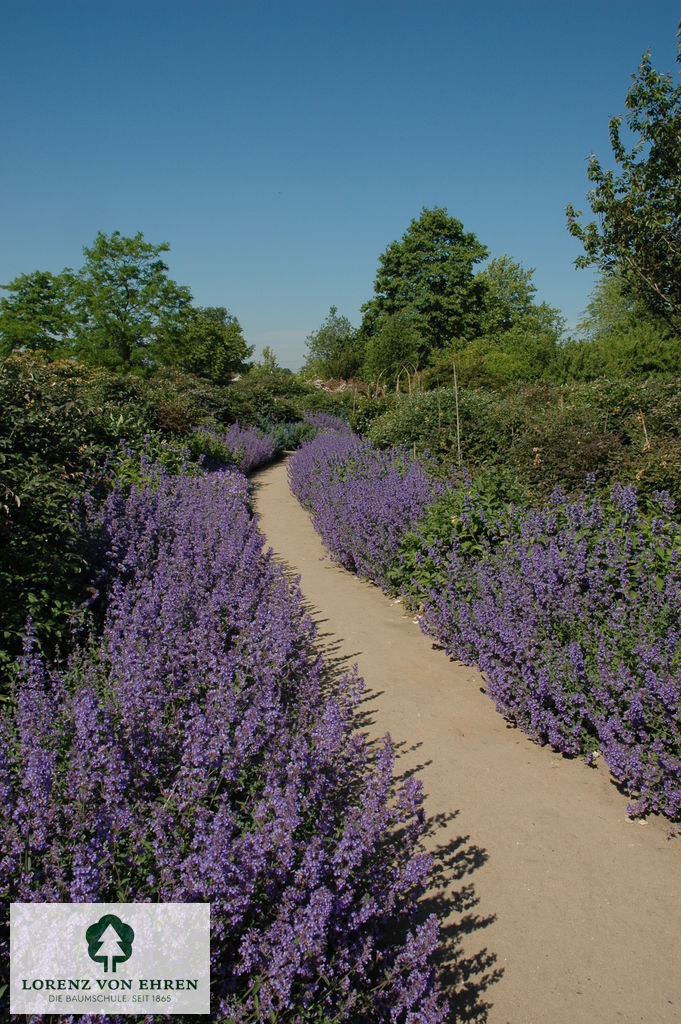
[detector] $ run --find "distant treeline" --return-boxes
[304,34,680,388]
[0,230,252,380]
[304,250,679,389]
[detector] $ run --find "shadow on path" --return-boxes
[271,548,502,1022]
[419,810,503,1023]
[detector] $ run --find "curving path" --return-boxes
[253,459,680,1024]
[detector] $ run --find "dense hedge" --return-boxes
[367,377,681,505]
[1,355,128,682]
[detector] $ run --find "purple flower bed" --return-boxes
[288,431,445,589]
[194,422,278,472]
[304,410,354,434]
[1,465,445,1022]
[223,422,277,471]
[289,430,681,821]
[419,483,681,819]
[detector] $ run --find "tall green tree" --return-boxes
[71,230,192,369]
[258,345,279,371]
[566,30,681,332]
[173,306,252,382]
[477,256,564,346]
[360,207,488,357]
[477,256,540,333]
[576,272,652,341]
[303,305,363,379]
[0,270,74,356]
[362,310,423,387]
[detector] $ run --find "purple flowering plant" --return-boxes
[290,430,681,821]
[418,481,681,819]
[303,411,354,435]
[190,422,278,473]
[288,432,446,589]
[0,463,446,1023]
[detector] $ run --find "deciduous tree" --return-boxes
[174,306,252,382]
[428,256,564,386]
[71,230,192,369]
[0,270,74,356]
[303,305,363,379]
[362,310,423,387]
[360,207,488,356]
[566,31,681,332]
[559,273,679,379]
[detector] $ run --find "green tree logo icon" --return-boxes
[86,914,135,973]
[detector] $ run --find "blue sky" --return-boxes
[1,1,679,368]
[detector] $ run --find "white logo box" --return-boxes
[10,902,210,1015]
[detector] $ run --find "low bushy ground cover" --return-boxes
[303,410,354,434]
[414,482,681,819]
[191,423,278,472]
[290,428,681,821]
[259,417,316,451]
[1,463,446,1022]
[289,431,445,589]
[0,354,339,691]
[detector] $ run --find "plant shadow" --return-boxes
[269,553,502,1021]
[419,810,502,1022]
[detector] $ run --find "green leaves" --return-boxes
[390,467,526,604]
[360,206,489,358]
[72,230,193,370]
[0,270,74,356]
[303,305,363,380]
[567,34,681,331]
[362,309,423,387]
[0,231,251,378]
[0,352,352,696]
[173,305,253,382]
[367,376,681,507]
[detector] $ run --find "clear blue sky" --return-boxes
[1,1,679,368]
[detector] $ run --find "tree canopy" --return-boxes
[0,270,73,356]
[560,272,680,379]
[173,305,252,382]
[566,32,681,333]
[258,345,279,371]
[303,305,363,379]
[362,310,423,387]
[477,256,540,334]
[425,256,564,387]
[71,230,192,369]
[0,231,248,378]
[360,207,488,358]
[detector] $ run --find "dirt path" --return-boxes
[252,460,680,1024]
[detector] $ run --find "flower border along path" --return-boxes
[253,455,681,1024]
[1,463,446,1024]
[288,429,681,821]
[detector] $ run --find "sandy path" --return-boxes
[252,460,680,1024]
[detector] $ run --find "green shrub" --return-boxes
[112,433,199,488]
[389,467,529,603]
[258,418,315,450]
[367,377,681,504]
[349,394,395,434]
[0,355,111,688]
[0,356,230,693]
